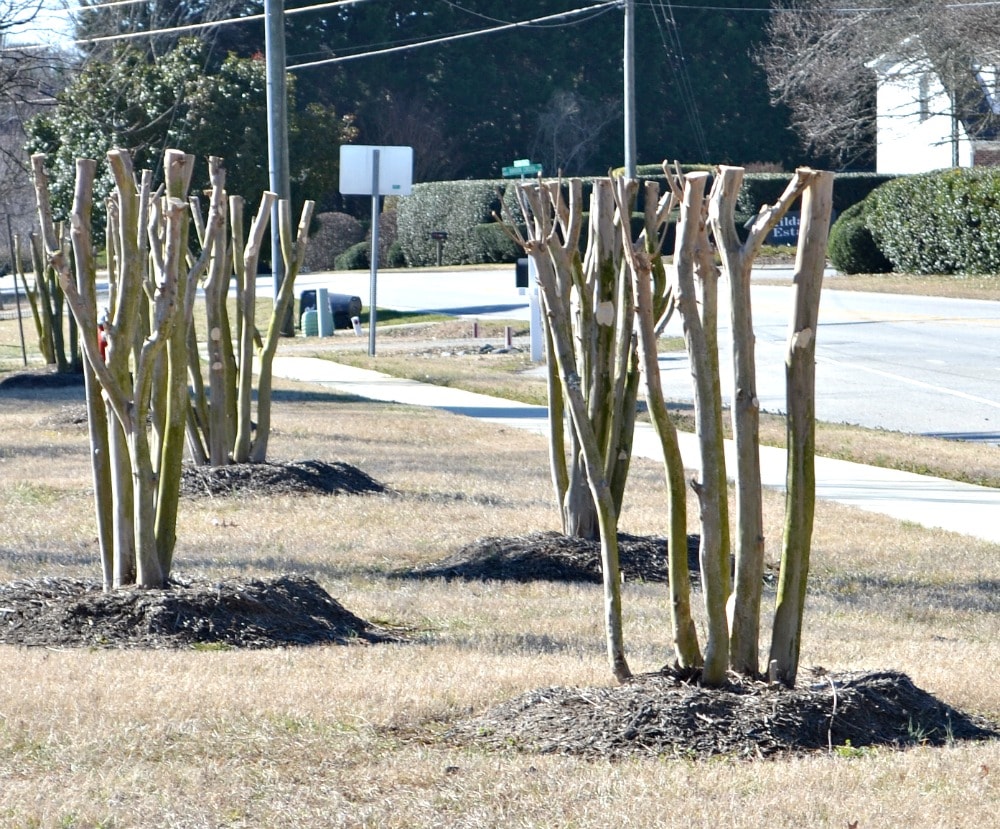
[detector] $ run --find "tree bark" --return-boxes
[673,172,731,687]
[514,178,631,683]
[251,197,313,463]
[618,176,702,670]
[769,170,834,688]
[68,159,114,589]
[709,165,813,678]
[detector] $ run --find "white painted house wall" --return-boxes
[870,56,973,174]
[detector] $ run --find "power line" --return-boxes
[11,0,1000,54]
[0,0,378,51]
[650,0,710,160]
[287,2,621,70]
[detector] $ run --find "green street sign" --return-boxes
[502,163,543,178]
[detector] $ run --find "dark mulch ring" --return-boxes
[0,368,85,391]
[0,574,397,650]
[407,530,704,584]
[179,459,390,498]
[447,668,1000,760]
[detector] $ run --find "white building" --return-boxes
[868,53,1000,174]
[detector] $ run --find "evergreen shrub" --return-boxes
[334,240,369,270]
[302,212,365,272]
[827,200,893,274]
[867,168,1000,275]
[397,180,512,266]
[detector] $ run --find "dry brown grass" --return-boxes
[1,362,998,828]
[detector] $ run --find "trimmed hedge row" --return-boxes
[394,172,896,268]
[866,168,1000,275]
[396,180,516,266]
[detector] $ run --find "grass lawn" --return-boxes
[0,270,998,827]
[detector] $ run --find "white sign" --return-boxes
[339,145,414,196]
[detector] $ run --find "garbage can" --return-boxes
[301,308,319,337]
[299,291,364,330]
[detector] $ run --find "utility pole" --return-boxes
[264,0,292,332]
[623,0,637,177]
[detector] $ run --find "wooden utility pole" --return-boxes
[265,0,292,333]
[624,0,637,177]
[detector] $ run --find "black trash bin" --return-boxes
[515,257,529,289]
[299,291,363,330]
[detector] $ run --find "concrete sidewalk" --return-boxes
[271,356,1000,545]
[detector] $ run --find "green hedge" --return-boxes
[733,171,896,217]
[866,168,1000,275]
[396,180,517,266]
[334,240,369,270]
[394,171,895,266]
[827,200,893,275]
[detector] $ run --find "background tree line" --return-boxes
[11,0,1000,243]
[59,1,807,192]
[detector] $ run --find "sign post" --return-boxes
[339,144,414,355]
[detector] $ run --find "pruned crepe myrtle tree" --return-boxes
[10,225,80,373]
[31,148,314,589]
[510,165,832,687]
[506,179,640,681]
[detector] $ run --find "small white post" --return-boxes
[529,258,543,362]
[368,148,380,356]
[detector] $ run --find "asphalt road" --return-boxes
[658,283,1000,443]
[7,264,1000,443]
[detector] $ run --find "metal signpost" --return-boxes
[339,145,414,356]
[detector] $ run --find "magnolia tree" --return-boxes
[31,149,313,589]
[512,165,832,688]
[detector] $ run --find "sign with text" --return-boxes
[339,145,413,196]
[502,162,543,178]
[765,209,837,246]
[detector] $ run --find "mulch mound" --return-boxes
[407,530,702,584]
[0,368,85,391]
[179,459,390,498]
[0,574,395,650]
[448,668,1000,760]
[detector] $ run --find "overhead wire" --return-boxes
[10,0,1000,54]
[0,0,378,51]
[650,0,710,160]
[286,2,622,70]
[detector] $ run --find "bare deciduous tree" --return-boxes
[759,0,1000,167]
[33,147,314,589]
[507,162,832,688]
[529,90,620,176]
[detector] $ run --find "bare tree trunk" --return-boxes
[512,179,631,683]
[201,161,235,466]
[769,170,834,688]
[618,175,702,670]
[68,159,114,589]
[709,166,813,678]
[232,193,275,463]
[673,171,731,687]
[250,197,313,463]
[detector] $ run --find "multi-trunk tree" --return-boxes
[512,165,832,688]
[10,228,80,374]
[31,148,314,589]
